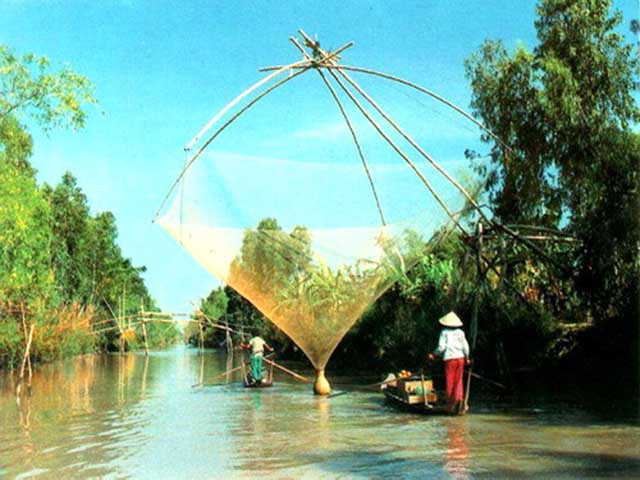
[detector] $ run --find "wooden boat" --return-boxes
[241,358,274,389]
[381,375,465,415]
[243,378,273,388]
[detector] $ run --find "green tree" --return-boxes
[0,45,96,131]
[224,285,268,338]
[0,161,55,366]
[187,287,229,347]
[0,44,170,362]
[200,287,229,321]
[464,0,639,385]
[0,114,32,169]
[0,45,96,173]
[43,172,92,303]
[0,161,53,305]
[464,0,639,318]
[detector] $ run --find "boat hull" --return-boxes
[243,379,273,388]
[383,388,459,415]
[381,376,467,415]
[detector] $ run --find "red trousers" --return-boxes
[444,358,466,403]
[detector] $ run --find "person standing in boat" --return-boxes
[240,335,273,384]
[427,311,470,413]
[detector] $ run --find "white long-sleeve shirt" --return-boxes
[249,337,267,356]
[433,328,470,361]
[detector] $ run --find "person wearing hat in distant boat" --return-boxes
[240,335,273,384]
[428,311,470,413]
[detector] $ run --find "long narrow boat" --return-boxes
[243,378,273,388]
[242,358,274,389]
[381,375,465,415]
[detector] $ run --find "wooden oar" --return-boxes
[469,371,507,389]
[191,363,246,388]
[326,390,349,399]
[421,372,430,408]
[464,365,473,413]
[262,358,310,383]
[327,375,404,399]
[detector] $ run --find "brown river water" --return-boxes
[1,345,639,479]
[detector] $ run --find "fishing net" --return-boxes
[157,35,486,393]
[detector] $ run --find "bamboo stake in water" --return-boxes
[16,308,35,397]
[141,299,149,355]
[141,319,150,356]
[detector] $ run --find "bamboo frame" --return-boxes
[149,32,585,401]
[297,37,467,236]
[259,63,513,155]
[156,31,573,281]
[154,42,355,220]
[289,36,387,226]
[297,30,490,232]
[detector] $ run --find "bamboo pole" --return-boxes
[143,311,191,317]
[289,36,387,226]
[297,35,565,278]
[140,300,149,355]
[482,234,578,243]
[192,352,275,388]
[262,358,311,383]
[498,224,576,237]
[16,316,35,397]
[241,357,247,384]
[144,318,190,324]
[420,372,429,407]
[293,35,467,236]
[141,319,150,356]
[298,29,492,232]
[88,319,144,336]
[154,42,354,221]
[469,371,507,389]
[464,222,483,413]
[259,62,513,156]
[199,351,205,387]
[198,317,204,355]
[183,43,353,152]
[225,315,232,354]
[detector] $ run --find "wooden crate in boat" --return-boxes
[397,378,438,404]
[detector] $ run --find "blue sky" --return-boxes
[1,0,637,313]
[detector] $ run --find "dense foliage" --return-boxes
[0,45,177,368]
[463,0,639,384]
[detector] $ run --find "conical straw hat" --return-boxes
[438,311,463,328]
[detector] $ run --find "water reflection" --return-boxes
[0,347,639,479]
[444,419,469,479]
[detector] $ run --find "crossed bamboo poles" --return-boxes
[155,29,573,327]
[155,30,570,262]
[154,31,576,401]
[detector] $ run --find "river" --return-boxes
[1,345,638,479]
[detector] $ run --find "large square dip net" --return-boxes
[156,32,501,394]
